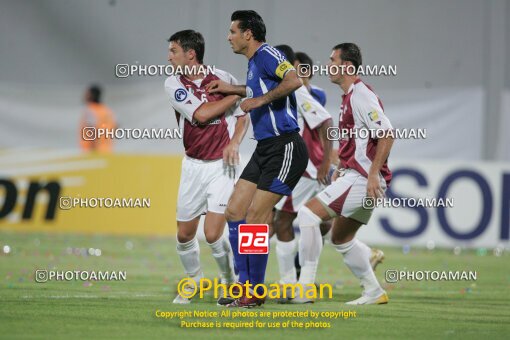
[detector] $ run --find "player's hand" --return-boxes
[240,97,264,113]
[317,162,330,185]
[206,80,233,94]
[223,141,240,167]
[331,170,339,182]
[366,173,384,199]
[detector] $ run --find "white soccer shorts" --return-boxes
[316,168,387,225]
[275,176,323,214]
[176,156,236,221]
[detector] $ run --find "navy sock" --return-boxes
[248,252,269,295]
[228,220,248,283]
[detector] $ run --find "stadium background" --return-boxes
[1,0,509,249]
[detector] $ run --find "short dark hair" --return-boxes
[88,84,102,103]
[295,51,314,78]
[274,44,296,64]
[231,10,266,42]
[333,43,362,70]
[295,52,313,67]
[168,30,205,64]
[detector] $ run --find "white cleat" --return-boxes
[346,291,389,305]
[172,276,206,304]
[173,291,192,304]
[288,295,314,304]
[286,285,315,304]
[370,248,385,271]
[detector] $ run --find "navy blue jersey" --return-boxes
[246,43,300,140]
[310,85,327,107]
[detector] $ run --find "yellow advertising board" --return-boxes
[0,151,182,235]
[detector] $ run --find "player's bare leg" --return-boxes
[274,210,296,242]
[173,217,202,304]
[224,179,257,222]
[246,189,282,224]
[330,216,388,305]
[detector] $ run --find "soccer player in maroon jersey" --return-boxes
[164,30,249,305]
[293,43,394,305]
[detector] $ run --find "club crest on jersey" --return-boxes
[248,70,254,80]
[175,88,187,102]
[246,86,254,98]
[368,110,379,121]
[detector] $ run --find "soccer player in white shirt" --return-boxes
[294,43,394,305]
[164,30,249,305]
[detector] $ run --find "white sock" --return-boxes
[207,236,235,282]
[276,238,297,284]
[176,237,202,279]
[333,239,383,296]
[297,206,323,285]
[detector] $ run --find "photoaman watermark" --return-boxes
[177,278,333,300]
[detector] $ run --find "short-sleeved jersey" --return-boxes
[338,79,393,185]
[164,68,245,160]
[246,43,300,140]
[309,85,327,107]
[295,85,332,179]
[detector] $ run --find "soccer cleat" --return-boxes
[286,295,314,304]
[217,282,242,306]
[226,286,265,308]
[277,282,316,304]
[345,291,389,305]
[370,248,385,271]
[274,281,298,304]
[227,295,265,308]
[172,275,207,304]
[173,287,194,304]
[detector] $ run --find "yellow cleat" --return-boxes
[346,291,389,305]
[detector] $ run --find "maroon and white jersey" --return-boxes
[338,79,393,185]
[164,68,245,160]
[295,86,332,179]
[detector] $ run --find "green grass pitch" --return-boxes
[0,231,509,339]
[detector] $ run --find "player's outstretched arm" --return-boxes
[367,136,394,199]
[193,95,241,123]
[240,70,302,112]
[206,80,247,97]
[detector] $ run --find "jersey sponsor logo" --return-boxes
[368,110,379,121]
[301,101,312,113]
[238,224,269,254]
[175,88,188,102]
[191,118,221,126]
[275,61,294,79]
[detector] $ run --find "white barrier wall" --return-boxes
[357,161,510,248]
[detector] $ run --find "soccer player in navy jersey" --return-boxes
[207,10,308,307]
